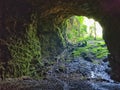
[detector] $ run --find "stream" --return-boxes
[66,57,113,82]
[49,57,120,90]
[1,52,120,90]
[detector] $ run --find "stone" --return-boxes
[0,0,120,81]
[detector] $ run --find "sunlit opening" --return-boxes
[63,15,113,84]
[66,16,103,44]
[83,17,103,38]
[66,16,108,60]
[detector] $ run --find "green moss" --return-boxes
[2,18,44,78]
[72,40,108,59]
[55,23,67,47]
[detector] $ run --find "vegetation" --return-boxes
[66,16,103,43]
[0,15,109,79]
[66,16,108,60]
[72,40,108,59]
[0,17,45,79]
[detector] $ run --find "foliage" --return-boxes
[66,16,103,44]
[66,16,87,44]
[72,39,108,59]
[66,16,108,60]
[0,18,45,79]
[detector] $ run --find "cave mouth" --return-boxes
[63,16,113,81]
[65,16,109,61]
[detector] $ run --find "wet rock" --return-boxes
[0,78,64,90]
[68,80,120,90]
[103,57,108,62]
[80,52,93,62]
[1,56,120,90]
[66,57,113,82]
[80,52,87,57]
[105,68,112,75]
[84,56,92,62]
[69,80,93,90]
[66,57,93,77]
[81,41,87,47]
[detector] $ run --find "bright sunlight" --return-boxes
[83,17,103,37]
[66,16,103,44]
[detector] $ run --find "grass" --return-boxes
[72,39,108,59]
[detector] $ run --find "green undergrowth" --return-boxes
[72,39,108,59]
[0,21,45,79]
[66,16,108,61]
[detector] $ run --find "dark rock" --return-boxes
[84,56,93,62]
[0,0,120,82]
[81,52,87,57]
[103,57,108,62]
[81,41,87,47]
[105,68,112,75]
[100,44,106,47]
[78,43,82,47]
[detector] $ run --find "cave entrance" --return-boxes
[64,16,112,81]
[66,16,109,61]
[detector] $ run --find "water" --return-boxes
[90,65,114,82]
[66,57,114,82]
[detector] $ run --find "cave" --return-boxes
[0,0,120,85]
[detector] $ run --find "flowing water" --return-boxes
[66,57,114,82]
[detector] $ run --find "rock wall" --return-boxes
[0,0,35,78]
[103,17,120,81]
[0,0,120,81]
[0,0,66,78]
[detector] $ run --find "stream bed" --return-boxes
[0,57,120,90]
